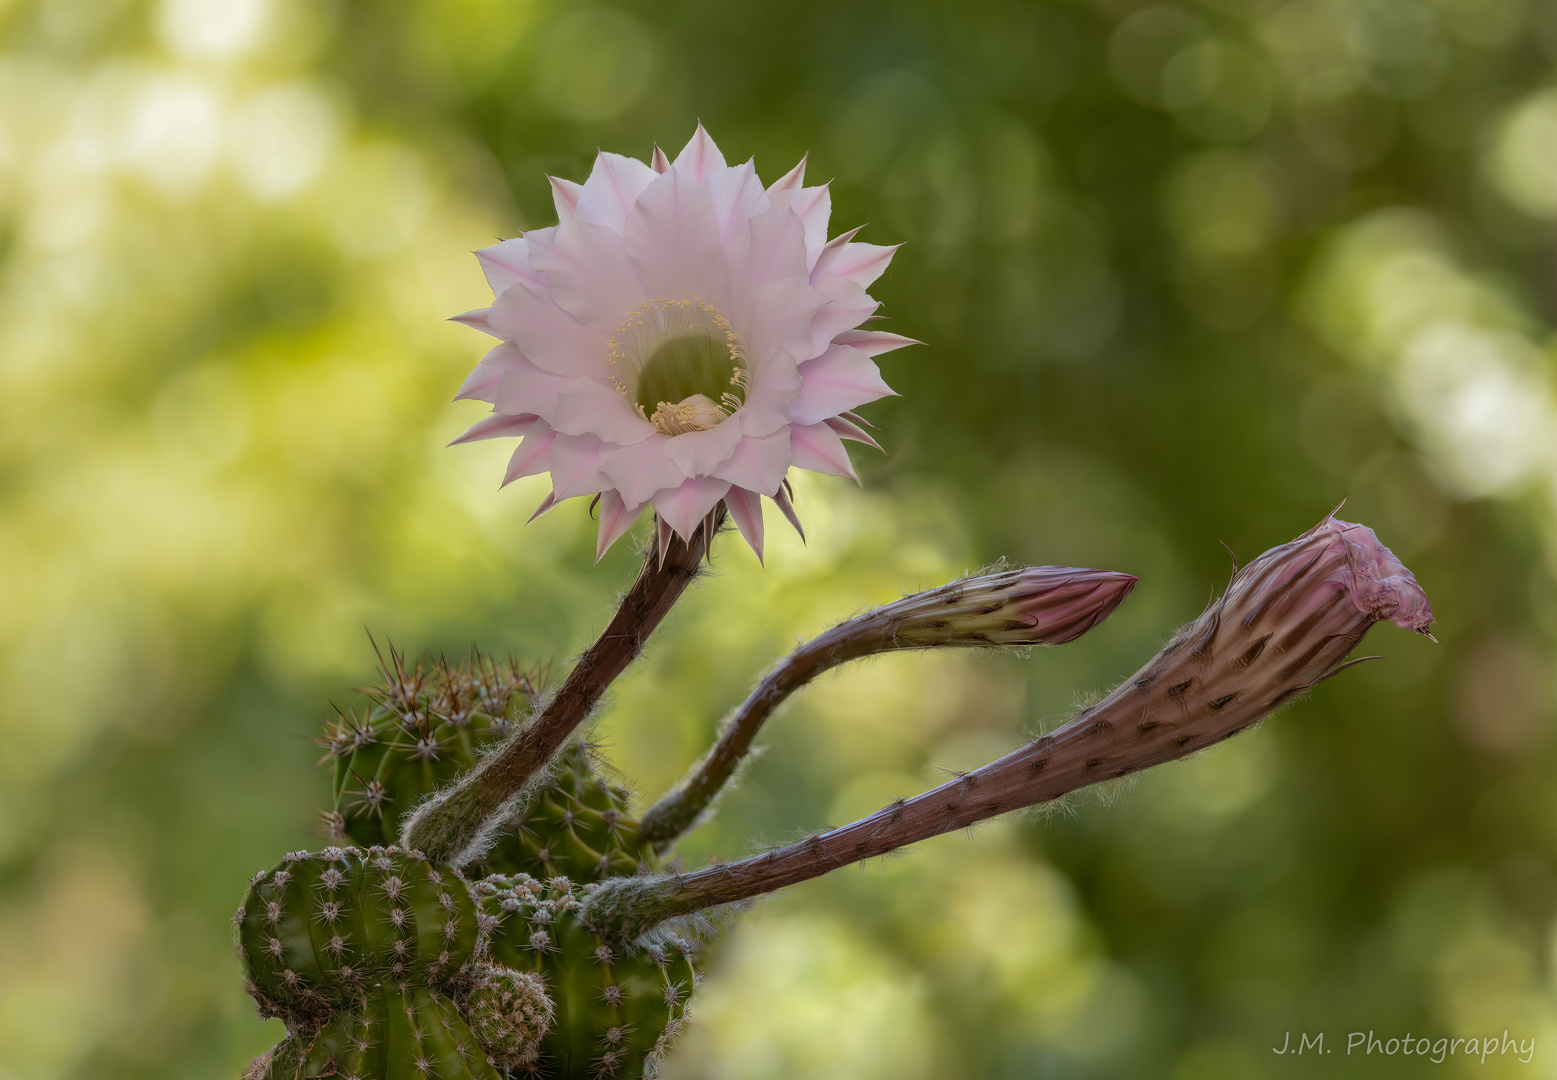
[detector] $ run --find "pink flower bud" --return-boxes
[1044,513,1434,774]
[889,566,1139,648]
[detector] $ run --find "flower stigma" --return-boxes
[609,299,749,436]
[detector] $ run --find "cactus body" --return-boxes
[243,1036,305,1080]
[300,982,502,1080]
[479,743,652,884]
[323,653,533,849]
[321,655,651,885]
[237,847,481,1025]
[475,875,697,1078]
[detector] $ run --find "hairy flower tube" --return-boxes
[578,514,1434,944]
[451,126,913,561]
[639,565,1138,848]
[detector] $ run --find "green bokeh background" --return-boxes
[3,0,1556,1076]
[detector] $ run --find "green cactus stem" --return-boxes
[639,565,1138,850]
[475,874,698,1079]
[300,982,503,1080]
[583,515,1435,945]
[478,742,654,884]
[236,847,481,1028]
[243,1036,305,1080]
[318,650,652,884]
[402,509,724,867]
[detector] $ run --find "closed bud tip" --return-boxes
[892,566,1138,648]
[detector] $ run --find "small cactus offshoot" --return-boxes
[239,512,1433,1079]
[474,874,697,1079]
[459,965,556,1072]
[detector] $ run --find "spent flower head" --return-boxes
[451,126,913,561]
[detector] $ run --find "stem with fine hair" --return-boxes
[402,507,725,865]
[638,622,880,851]
[638,565,1138,851]
[581,518,1433,944]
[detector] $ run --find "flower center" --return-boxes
[609,299,749,436]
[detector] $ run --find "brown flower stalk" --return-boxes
[403,506,725,865]
[639,566,1139,850]
[582,515,1434,944]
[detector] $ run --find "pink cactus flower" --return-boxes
[450,125,914,561]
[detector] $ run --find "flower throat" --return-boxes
[610,299,749,436]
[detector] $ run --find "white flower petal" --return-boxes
[528,489,559,522]
[549,175,582,220]
[455,342,530,402]
[673,123,726,182]
[548,432,608,499]
[824,413,882,452]
[502,425,557,487]
[527,218,646,333]
[744,279,828,369]
[832,329,922,357]
[705,160,772,251]
[451,412,537,446]
[624,170,724,300]
[711,428,791,495]
[738,394,797,439]
[789,344,896,426]
[595,489,645,562]
[653,475,731,541]
[477,238,547,295]
[808,271,880,358]
[488,282,612,380]
[600,437,684,507]
[788,421,857,481]
[771,184,831,270]
[575,151,658,234]
[663,416,743,478]
[812,240,899,289]
[450,307,500,338]
[551,378,656,443]
[772,480,805,541]
[651,145,671,174]
[727,209,810,298]
[725,485,765,564]
[766,154,806,197]
[494,362,570,418]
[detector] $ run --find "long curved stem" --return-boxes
[637,621,885,850]
[581,518,1432,944]
[638,566,1137,850]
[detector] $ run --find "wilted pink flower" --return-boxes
[450,126,913,561]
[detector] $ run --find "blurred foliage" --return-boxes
[0,0,1555,1077]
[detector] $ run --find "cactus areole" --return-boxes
[234,127,1436,1080]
